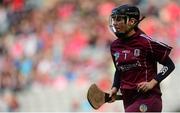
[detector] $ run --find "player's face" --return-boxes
[109,15,128,33]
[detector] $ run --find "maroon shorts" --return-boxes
[121,89,162,112]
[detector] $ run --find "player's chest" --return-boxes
[111,45,146,65]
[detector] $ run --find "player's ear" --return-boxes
[128,18,136,26]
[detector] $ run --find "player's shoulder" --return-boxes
[110,38,120,48]
[138,33,154,44]
[139,33,171,47]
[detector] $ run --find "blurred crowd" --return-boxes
[0,0,180,112]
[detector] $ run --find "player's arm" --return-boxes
[109,69,121,102]
[109,46,121,101]
[112,69,121,90]
[154,56,175,83]
[137,56,175,92]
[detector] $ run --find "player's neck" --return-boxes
[127,29,136,37]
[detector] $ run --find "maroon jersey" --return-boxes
[110,29,172,95]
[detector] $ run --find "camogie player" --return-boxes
[108,4,175,112]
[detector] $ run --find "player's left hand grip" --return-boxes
[105,93,122,102]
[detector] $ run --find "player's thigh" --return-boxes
[125,95,162,112]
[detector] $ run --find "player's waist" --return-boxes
[120,87,162,99]
[120,81,162,95]
[120,80,138,89]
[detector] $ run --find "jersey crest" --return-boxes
[113,52,120,66]
[113,52,120,61]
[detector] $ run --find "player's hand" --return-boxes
[137,79,158,92]
[108,87,117,103]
